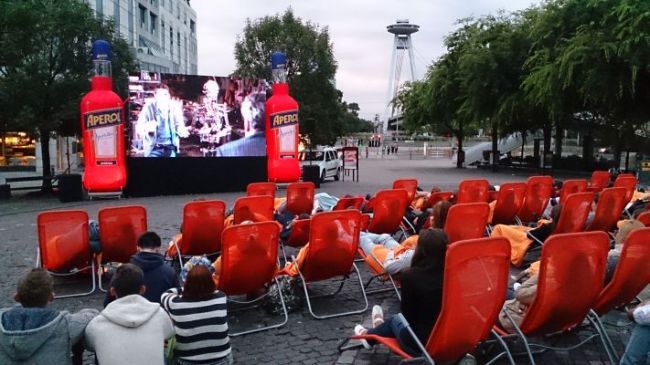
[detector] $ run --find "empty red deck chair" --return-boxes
[588,170,611,192]
[491,182,527,225]
[291,210,367,319]
[37,210,96,298]
[425,191,453,210]
[286,182,315,215]
[517,176,553,223]
[444,202,490,243]
[393,178,418,202]
[343,237,513,364]
[332,196,364,211]
[617,172,636,179]
[246,182,276,199]
[367,189,409,234]
[171,200,226,265]
[637,211,650,226]
[217,221,286,336]
[233,195,274,224]
[558,179,588,203]
[456,179,489,204]
[613,175,637,204]
[586,187,627,232]
[97,205,148,291]
[496,231,613,364]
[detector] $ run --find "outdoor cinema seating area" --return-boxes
[31,171,650,364]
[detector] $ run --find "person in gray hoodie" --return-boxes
[86,263,174,365]
[0,268,98,365]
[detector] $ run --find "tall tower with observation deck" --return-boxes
[384,19,419,133]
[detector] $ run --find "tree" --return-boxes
[234,9,342,146]
[0,0,137,191]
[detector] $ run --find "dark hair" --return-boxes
[17,269,53,308]
[593,192,600,205]
[411,228,448,271]
[156,83,170,91]
[138,231,162,249]
[182,265,216,300]
[431,201,452,229]
[298,213,311,220]
[111,264,144,298]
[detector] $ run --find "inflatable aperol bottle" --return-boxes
[80,40,126,194]
[265,51,301,183]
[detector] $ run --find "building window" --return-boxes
[177,3,180,19]
[190,19,195,33]
[177,32,181,62]
[161,21,165,51]
[95,0,103,17]
[150,12,157,33]
[170,27,173,59]
[138,5,146,28]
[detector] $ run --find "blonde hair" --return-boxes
[615,220,644,246]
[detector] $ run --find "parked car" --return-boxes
[299,147,341,182]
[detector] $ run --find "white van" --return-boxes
[299,147,342,182]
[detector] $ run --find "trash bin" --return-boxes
[57,174,83,202]
[302,165,320,188]
[0,184,9,200]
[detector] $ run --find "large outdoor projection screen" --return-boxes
[124,72,269,196]
[127,72,268,158]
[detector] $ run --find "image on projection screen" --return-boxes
[127,71,268,157]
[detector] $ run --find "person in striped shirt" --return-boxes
[161,259,232,365]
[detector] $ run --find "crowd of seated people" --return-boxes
[8,172,649,364]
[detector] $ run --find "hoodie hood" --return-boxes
[101,294,160,328]
[0,307,62,360]
[130,251,164,272]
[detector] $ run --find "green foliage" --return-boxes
[0,0,137,188]
[234,9,363,146]
[397,0,650,169]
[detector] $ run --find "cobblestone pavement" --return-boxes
[0,159,646,364]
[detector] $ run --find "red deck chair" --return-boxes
[553,192,594,234]
[97,205,148,291]
[286,182,315,215]
[617,173,636,179]
[491,182,527,225]
[393,178,418,202]
[343,237,513,365]
[233,195,274,224]
[558,179,588,203]
[367,189,409,234]
[589,228,650,361]
[217,221,286,336]
[291,210,367,319]
[496,231,613,364]
[613,175,637,204]
[592,227,650,315]
[444,202,490,244]
[588,170,611,192]
[424,191,453,210]
[171,200,226,267]
[279,218,311,261]
[36,210,96,298]
[456,179,490,203]
[637,211,650,226]
[585,187,627,232]
[517,176,553,224]
[246,182,276,199]
[332,196,364,211]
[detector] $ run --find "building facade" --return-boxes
[88,0,198,75]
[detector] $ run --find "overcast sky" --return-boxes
[192,0,540,121]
